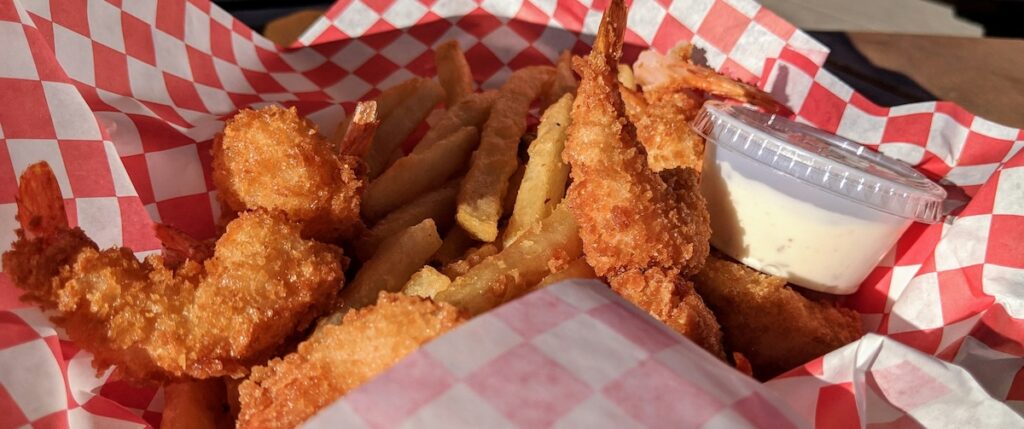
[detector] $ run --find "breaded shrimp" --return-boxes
[623,44,783,172]
[213,105,366,242]
[562,0,722,357]
[154,223,214,268]
[693,254,863,379]
[3,163,346,382]
[620,84,706,172]
[633,45,784,114]
[237,293,463,429]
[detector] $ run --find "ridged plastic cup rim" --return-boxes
[693,102,947,223]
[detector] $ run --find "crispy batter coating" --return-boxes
[621,84,706,172]
[693,254,863,379]
[3,164,346,382]
[610,269,724,357]
[563,0,720,357]
[213,105,365,242]
[633,45,784,114]
[237,293,463,429]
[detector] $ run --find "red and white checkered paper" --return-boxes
[0,0,1021,427]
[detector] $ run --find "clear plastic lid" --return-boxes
[692,102,947,223]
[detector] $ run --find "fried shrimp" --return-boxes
[633,45,784,114]
[2,163,346,382]
[237,293,463,429]
[623,44,783,172]
[213,105,366,242]
[562,0,722,357]
[621,84,706,172]
[693,254,863,379]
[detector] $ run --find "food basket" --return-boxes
[0,0,1021,427]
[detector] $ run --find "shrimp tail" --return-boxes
[155,223,215,266]
[590,0,626,69]
[16,162,69,240]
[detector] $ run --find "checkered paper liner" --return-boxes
[0,0,1020,427]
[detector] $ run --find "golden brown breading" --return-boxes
[213,105,365,242]
[609,269,724,357]
[693,254,863,379]
[3,163,346,382]
[237,293,463,429]
[563,5,709,279]
[562,0,720,357]
[633,45,784,114]
[621,85,706,172]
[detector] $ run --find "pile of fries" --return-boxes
[344,42,587,316]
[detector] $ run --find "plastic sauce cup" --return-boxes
[692,103,947,295]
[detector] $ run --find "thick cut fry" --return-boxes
[402,266,452,299]
[441,243,499,279]
[435,40,474,107]
[436,204,581,315]
[338,101,380,158]
[535,257,596,290]
[162,380,233,429]
[365,79,444,178]
[432,226,478,265]
[503,94,573,247]
[335,77,422,139]
[501,161,526,219]
[413,91,498,154]
[355,182,458,260]
[617,63,636,91]
[457,66,556,241]
[363,127,479,221]
[340,219,442,309]
[425,107,447,127]
[542,50,578,108]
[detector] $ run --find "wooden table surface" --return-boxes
[840,32,1024,129]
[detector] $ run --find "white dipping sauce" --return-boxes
[702,141,910,293]
[693,103,946,295]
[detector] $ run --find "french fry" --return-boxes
[334,77,423,141]
[503,94,573,247]
[441,243,499,279]
[501,161,526,220]
[435,40,474,107]
[341,219,443,309]
[161,379,233,429]
[432,226,478,265]
[456,65,556,241]
[356,181,458,260]
[338,101,380,157]
[402,265,452,299]
[413,91,497,154]
[534,257,596,291]
[362,127,479,221]
[365,79,444,178]
[617,63,637,91]
[542,50,578,108]
[425,107,447,127]
[436,204,582,315]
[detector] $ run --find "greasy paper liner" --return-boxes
[0,0,1021,427]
